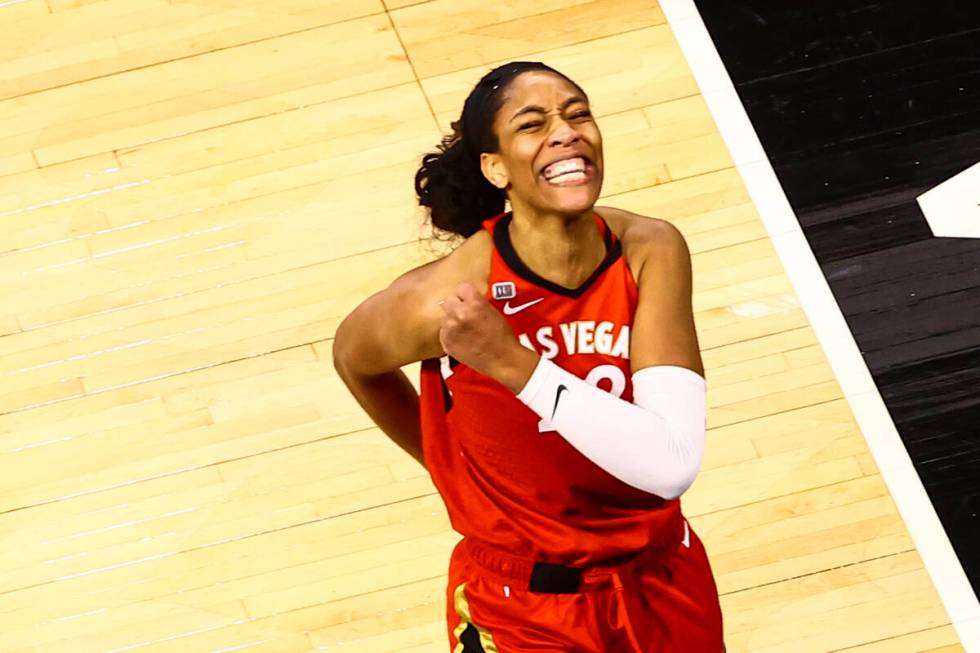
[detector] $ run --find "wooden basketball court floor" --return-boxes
[0,0,967,651]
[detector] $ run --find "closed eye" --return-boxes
[518,110,591,131]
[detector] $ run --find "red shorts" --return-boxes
[445,518,725,652]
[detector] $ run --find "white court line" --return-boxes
[657,0,980,649]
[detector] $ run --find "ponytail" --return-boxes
[414,119,505,239]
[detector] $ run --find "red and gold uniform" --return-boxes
[419,210,724,652]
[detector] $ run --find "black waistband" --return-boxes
[529,561,583,593]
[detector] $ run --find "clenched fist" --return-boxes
[437,282,538,391]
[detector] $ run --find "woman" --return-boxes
[333,61,725,652]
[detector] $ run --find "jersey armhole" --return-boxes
[594,206,641,278]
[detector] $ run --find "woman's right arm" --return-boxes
[331,228,495,469]
[331,260,446,468]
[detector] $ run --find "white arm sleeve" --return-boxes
[515,356,706,499]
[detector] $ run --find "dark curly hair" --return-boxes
[414,61,588,240]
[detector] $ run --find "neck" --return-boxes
[507,204,605,290]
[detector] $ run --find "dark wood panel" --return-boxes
[807,190,933,262]
[744,32,980,159]
[934,493,980,589]
[770,109,980,213]
[694,0,980,83]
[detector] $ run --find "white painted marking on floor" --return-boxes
[917,161,980,238]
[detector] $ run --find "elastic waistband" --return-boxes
[458,516,688,593]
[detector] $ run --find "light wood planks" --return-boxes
[0,0,963,651]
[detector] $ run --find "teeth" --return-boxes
[543,156,586,179]
[546,170,587,184]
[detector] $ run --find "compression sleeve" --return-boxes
[515,356,706,499]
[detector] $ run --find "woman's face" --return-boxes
[481,71,603,216]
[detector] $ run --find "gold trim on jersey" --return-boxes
[452,582,500,653]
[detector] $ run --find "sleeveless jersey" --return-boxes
[419,210,683,566]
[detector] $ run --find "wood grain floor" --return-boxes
[0,0,965,651]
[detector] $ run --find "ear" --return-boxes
[480,152,509,190]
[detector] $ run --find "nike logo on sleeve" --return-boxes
[503,297,544,315]
[551,384,568,419]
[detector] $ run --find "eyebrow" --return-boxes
[510,95,587,122]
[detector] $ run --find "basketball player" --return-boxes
[333,61,725,652]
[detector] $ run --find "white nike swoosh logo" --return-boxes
[502,298,544,315]
[682,520,690,549]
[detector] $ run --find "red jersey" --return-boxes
[419,210,683,566]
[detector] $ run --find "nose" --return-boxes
[547,117,580,147]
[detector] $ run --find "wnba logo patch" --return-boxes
[492,282,516,300]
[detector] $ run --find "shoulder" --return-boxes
[336,228,493,369]
[593,205,690,282]
[389,227,493,301]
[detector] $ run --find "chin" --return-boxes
[537,169,603,215]
[549,186,602,215]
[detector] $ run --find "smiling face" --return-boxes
[479,70,604,217]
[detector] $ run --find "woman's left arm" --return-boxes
[439,219,708,500]
[628,219,704,379]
